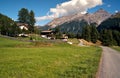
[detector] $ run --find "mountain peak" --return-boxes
[95,8,109,14]
[98,8,104,11]
[44,9,111,29]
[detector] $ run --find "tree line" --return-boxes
[18,8,36,33]
[98,12,120,46]
[0,13,20,36]
[81,25,120,46]
[53,24,115,46]
[0,8,37,36]
[0,7,120,46]
[53,23,120,46]
[55,12,120,46]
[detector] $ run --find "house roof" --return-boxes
[17,23,28,26]
[41,30,52,33]
[16,23,29,28]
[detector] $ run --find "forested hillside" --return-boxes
[0,13,20,36]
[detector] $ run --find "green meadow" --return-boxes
[112,46,120,52]
[0,37,102,78]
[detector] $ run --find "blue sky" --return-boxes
[0,0,119,26]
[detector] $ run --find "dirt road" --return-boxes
[98,46,120,78]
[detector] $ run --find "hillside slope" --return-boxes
[41,9,111,34]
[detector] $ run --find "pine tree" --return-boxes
[18,8,29,23]
[29,10,36,33]
[54,27,62,39]
[0,13,20,36]
[90,25,99,43]
[18,8,36,33]
[112,30,120,46]
[67,32,76,38]
[76,33,81,39]
[100,29,114,46]
[82,26,91,41]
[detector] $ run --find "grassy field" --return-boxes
[0,37,31,48]
[0,37,102,78]
[112,46,120,52]
[68,38,80,46]
[16,34,47,41]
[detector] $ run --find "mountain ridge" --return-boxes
[45,9,111,28]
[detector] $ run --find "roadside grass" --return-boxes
[0,37,31,48]
[112,46,120,52]
[16,34,46,41]
[0,37,102,78]
[68,38,79,46]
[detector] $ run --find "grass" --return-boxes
[112,46,120,52]
[0,37,31,48]
[68,38,80,46]
[0,37,102,78]
[16,34,47,41]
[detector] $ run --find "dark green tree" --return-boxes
[54,27,62,39]
[18,8,29,23]
[82,26,91,41]
[0,24,2,34]
[98,12,120,31]
[29,10,36,32]
[76,33,81,39]
[18,8,36,33]
[0,13,20,36]
[55,32,62,39]
[100,29,114,46]
[67,32,76,38]
[34,27,40,35]
[54,27,60,34]
[90,25,99,43]
[112,30,120,46]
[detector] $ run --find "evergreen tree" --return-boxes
[0,13,20,36]
[54,27,60,34]
[82,26,91,41]
[34,27,40,35]
[76,33,81,39]
[18,8,29,23]
[54,27,62,39]
[107,30,114,46]
[90,25,99,43]
[55,32,62,39]
[98,12,120,31]
[67,32,76,38]
[100,29,114,46]
[29,10,36,32]
[112,30,120,46]
[18,8,36,33]
[0,24,2,34]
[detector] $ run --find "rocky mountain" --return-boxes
[41,9,111,34]
[46,9,111,27]
[97,12,120,31]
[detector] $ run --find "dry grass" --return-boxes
[0,37,102,78]
[79,39,95,46]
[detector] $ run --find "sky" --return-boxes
[0,0,120,26]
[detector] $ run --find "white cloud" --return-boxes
[107,4,111,7]
[36,0,103,22]
[115,10,118,13]
[36,15,55,21]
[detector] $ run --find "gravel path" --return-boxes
[98,46,120,78]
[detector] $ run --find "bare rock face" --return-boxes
[46,13,84,28]
[46,9,111,28]
[41,9,111,34]
[90,9,111,25]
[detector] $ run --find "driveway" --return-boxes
[98,46,120,78]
